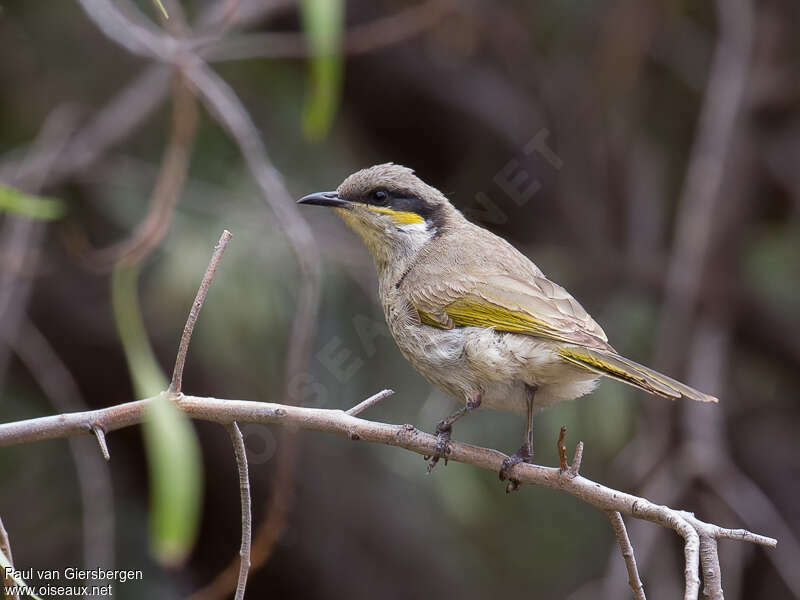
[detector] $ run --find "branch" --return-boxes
[205,0,455,61]
[169,229,232,394]
[699,535,723,600]
[0,395,777,557]
[225,423,251,600]
[0,516,18,600]
[606,510,646,600]
[85,73,198,270]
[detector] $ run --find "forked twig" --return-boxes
[556,426,583,477]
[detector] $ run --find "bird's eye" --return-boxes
[372,190,389,204]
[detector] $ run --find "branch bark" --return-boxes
[225,423,251,600]
[169,229,232,394]
[0,516,18,600]
[0,392,777,596]
[607,510,646,600]
[699,534,723,600]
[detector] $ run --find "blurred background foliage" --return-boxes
[0,0,799,599]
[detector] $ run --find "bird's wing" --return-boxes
[411,272,612,350]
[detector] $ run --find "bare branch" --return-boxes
[225,423,251,600]
[205,0,456,61]
[656,0,753,360]
[0,515,18,600]
[169,230,232,394]
[346,389,395,416]
[699,535,723,600]
[0,516,12,566]
[607,511,646,600]
[187,429,298,600]
[0,396,777,558]
[86,73,198,269]
[53,67,171,184]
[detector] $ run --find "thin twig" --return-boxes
[92,425,111,461]
[0,516,12,565]
[557,426,568,471]
[187,427,298,600]
[0,515,18,600]
[699,535,723,600]
[607,511,646,600]
[346,389,395,416]
[169,230,232,394]
[569,441,584,477]
[225,422,251,600]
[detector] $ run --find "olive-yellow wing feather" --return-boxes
[413,273,718,403]
[415,272,612,350]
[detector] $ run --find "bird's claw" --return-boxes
[499,444,533,493]
[424,424,452,473]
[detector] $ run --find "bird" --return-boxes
[297,163,717,491]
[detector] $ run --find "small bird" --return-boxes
[298,164,717,490]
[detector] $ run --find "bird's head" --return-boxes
[297,163,457,267]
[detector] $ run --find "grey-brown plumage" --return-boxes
[298,163,717,489]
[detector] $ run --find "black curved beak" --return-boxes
[296,191,349,208]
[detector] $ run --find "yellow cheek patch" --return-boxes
[365,205,424,225]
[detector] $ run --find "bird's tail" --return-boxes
[556,346,718,403]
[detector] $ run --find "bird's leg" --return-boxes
[425,395,481,473]
[499,385,537,492]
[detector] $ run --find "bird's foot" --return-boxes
[499,443,533,493]
[424,422,452,473]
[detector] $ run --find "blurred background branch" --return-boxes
[1,0,798,598]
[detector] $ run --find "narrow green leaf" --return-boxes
[300,0,344,140]
[111,263,168,398]
[0,550,45,600]
[0,182,66,221]
[111,263,203,566]
[152,0,169,19]
[142,392,203,566]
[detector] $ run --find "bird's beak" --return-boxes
[296,191,350,208]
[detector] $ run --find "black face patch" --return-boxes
[341,186,446,232]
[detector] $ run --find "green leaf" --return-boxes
[142,392,203,566]
[111,263,169,398]
[0,550,45,600]
[111,263,203,566]
[0,182,66,221]
[300,0,344,140]
[152,0,169,19]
